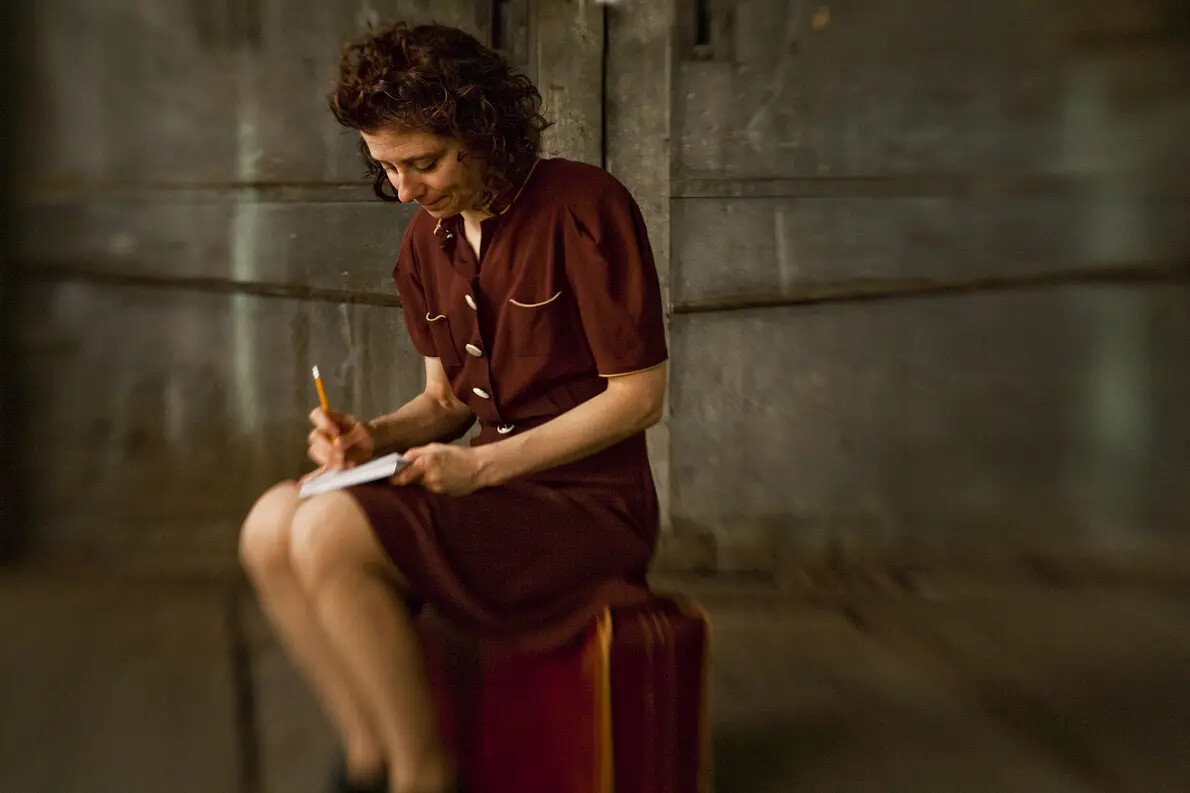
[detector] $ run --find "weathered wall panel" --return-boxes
[606,0,672,296]
[536,0,604,164]
[672,193,1190,303]
[668,0,1190,566]
[607,0,675,531]
[19,196,416,294]
[674,0,1190,179]
[19,282,424,570]
[671,285,1190,558]
[24,0,491,185]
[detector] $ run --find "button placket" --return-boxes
[461,285,497,412]
[460,279,512,432]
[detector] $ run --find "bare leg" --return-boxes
[239,482,386,784]
[290,490,454,793]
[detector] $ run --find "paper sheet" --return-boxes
[297,453,410,498]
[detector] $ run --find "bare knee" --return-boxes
[289,491,385,593]
[239,481,301,580]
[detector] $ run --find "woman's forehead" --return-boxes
[360,128,454,163]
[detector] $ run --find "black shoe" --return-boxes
[328,760,387,793]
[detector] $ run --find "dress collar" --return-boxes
[432,157,541,249]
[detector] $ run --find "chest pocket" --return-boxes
[505,290,570,356]
[424,312,462,367]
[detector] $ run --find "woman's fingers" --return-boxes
[309,407,356,438]
[391,444,460,492]
[307,438,328,465]
[307,435,347,468]
[392,453,427,486]
[308,408,338,439]
[307,410,373,471]
[298,464,327,484]
[310,428,352,453]
[310,410,374,460]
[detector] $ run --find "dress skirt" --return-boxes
[345,430,658,651]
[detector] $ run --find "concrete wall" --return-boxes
[12,0,1190,578]
[606,0,676,533]
[667,0,1190,570]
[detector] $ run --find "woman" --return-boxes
[238,21,667,793]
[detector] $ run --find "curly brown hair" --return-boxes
[329,22,550,208]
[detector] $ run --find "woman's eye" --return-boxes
[414,160,439,173]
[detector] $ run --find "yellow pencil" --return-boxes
[312,365,330,413]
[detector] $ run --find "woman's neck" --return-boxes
[460,206,492,226]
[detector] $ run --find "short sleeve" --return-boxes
[561,185,668,376]
[392,222,437,359]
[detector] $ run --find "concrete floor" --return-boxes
[2,567,1188,793]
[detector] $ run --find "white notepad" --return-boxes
[298,453,410,498]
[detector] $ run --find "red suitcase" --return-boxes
[418,596,711,793]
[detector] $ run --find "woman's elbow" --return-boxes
[638,385,666,430]
[608,364,667,431]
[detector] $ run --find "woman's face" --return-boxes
[360,127,485,217]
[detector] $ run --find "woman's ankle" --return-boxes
[390,746,456,793]
[344,741,386,786]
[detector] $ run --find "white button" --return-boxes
[465,343,483,358]
[497,424,515,435]
[465,294,477,310]
[472,387,490,399]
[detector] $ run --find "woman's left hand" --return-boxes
[392,443,484,496]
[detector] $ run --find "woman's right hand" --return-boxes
[307,408,375,471]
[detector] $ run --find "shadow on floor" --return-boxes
[713,718,843,793]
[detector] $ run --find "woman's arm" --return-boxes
[475,362,666,486]
[367,357,475,452]
[394,362,666,494]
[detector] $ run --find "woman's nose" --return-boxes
[395,172,424,204]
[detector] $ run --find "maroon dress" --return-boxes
[346,158,668,650]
